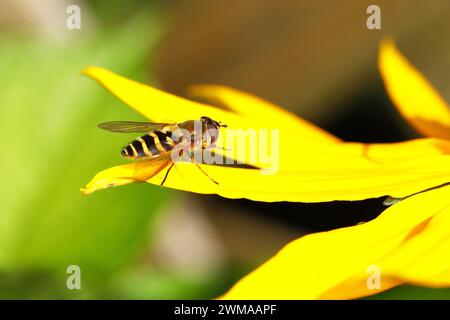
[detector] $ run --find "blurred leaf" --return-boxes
[113,267,228,299]
[0,12,170,297]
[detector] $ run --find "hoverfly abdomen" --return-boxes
[154,130,175,152]
[121,132,175,159]
[141,134,159,156]
[121,138,147,159]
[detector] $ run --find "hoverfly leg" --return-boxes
[187,149,219,185]
[194,163,219,185]
[160,162,175,187]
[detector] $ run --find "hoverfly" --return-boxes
[98,116,227,186]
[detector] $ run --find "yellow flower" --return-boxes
[221,39,450,299]
[82,55,450,203]
[82,39,450,299]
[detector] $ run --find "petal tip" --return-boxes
[81,66,95,75]
[378,37,397,65]
[81,66,108,79]
[380,37,396,49]
[80,187,94,195]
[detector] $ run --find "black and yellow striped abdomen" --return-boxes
[121,131,175,159]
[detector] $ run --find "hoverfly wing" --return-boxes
[98,121,175,133]
[131,152,173,183]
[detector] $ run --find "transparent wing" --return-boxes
[132,153,173,182]
[98,121,175,133]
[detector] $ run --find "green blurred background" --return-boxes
[0,0,449,299]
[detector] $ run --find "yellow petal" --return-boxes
[83,67,293,135]
[188,85,339,143]
[364,138,450,164]
[83,154,450,202]
[81,158,170,195]
[83,66,225,123]
[318,275,402,300]
[379,203,450,288]
[220,185,450,299]
[379,39,450,139]
[83,66,338,158]
[82,67,450,201]
[83,66,450,162]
